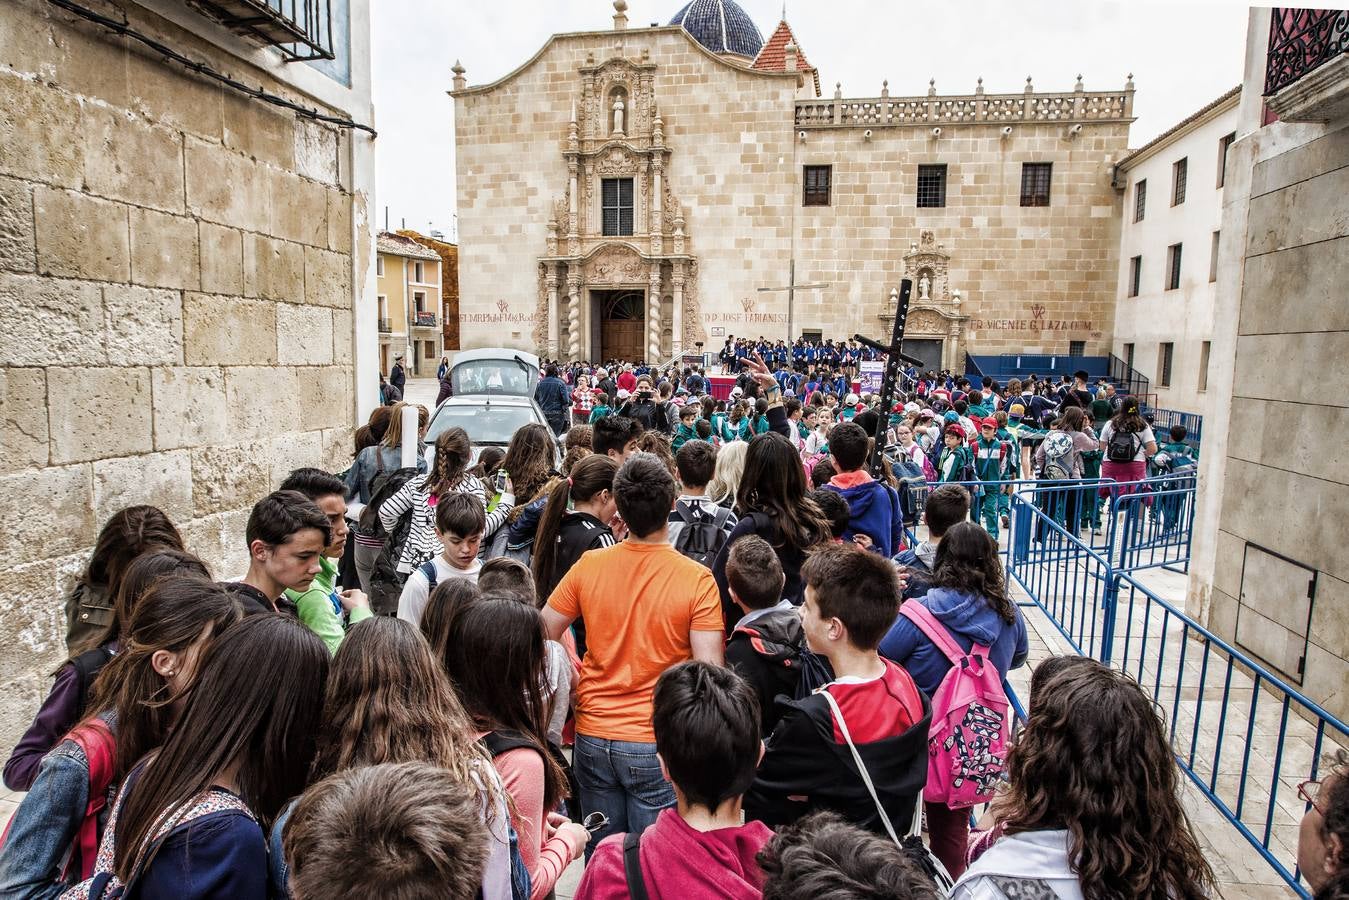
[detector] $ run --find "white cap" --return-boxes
[845,393,859,406]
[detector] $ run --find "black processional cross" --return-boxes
[854,279,925,474]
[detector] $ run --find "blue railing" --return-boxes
[1150,407,1204,446]
[1002,485,1348,897]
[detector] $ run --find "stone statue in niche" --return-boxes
[612,96,625,135]
[918,275,931,300]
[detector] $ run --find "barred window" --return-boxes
[1158,342,1174,388]
[1172,157,1187,205]
[602,178,634,236]
[1020,162,1052,207]
[1128,256,1142,297]
[1167,243,1183,290]
[916,164,947,208]
[803,165,832,206]
[1217,133,1236,188]
[1134,179,1147,222]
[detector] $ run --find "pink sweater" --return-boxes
[494,747,582,899]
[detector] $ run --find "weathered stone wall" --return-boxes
[0,0,358,746]
[454,26,1127,358]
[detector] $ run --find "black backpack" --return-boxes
[671,500,732,567]
[362,467,423,615]
[1106,426,1142,463]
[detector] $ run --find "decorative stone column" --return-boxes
[671,262,685,356]
[545,264,560,358]
[647,265,662,362]
[567,272,582,361]
[946,319,962,370]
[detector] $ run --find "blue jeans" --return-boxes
[573,734,675,853]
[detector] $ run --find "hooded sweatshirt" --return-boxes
[574,808,771,900]
[745,661,929,835]
[822,470,903,557]
[877,587,1029,698]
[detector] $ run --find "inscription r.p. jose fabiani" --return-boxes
[461,299,534,325]
[702,296,787,325]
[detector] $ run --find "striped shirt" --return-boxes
[379,473,487,574]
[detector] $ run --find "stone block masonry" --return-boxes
[0,0,364,747]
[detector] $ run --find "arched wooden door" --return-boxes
[598,290,645,363]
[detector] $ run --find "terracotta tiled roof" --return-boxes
[377,231,440,261]
[1118,86,1241,170]
[752,19,820,97]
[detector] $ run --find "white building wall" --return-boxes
[1113,98,1238,415]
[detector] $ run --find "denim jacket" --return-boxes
[0,737,99,899]
[343,445,426,505]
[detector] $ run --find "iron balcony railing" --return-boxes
[187,0,335,62]
[1265,8,1349,95]
[377,318,392,334]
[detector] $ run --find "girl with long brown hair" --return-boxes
[492,423,561,560]
[269,616,517,900]
[877,521,1028,877]
[711,431,831,623]
[5,548,210,793]
[952,658,1215,900]
[0,575,240,896]
[82,615,328,899]
[441,598,589,898]
[64,506,184,654]
[346,401,430,594]
[531,454,619,604]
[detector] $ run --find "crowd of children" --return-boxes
[2,352,1327,900]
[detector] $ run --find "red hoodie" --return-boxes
[573,808,772,900]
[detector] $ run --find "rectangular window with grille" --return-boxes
[1134,179,1147,222]
[602,178,634,236]
[1020,162,1052,207]
[1069,340,1086,357]
[1158,342,1174,388]
[1167,243,1183,290]
[803,165,832,206]
[1199,341,1211,392]
[1217,133,1236,188]
[1210,231,1221,282]
[1172,157,1188,205]
[1124,342,1135,368]
[916,164,947,208]
[1128,256,1142,297]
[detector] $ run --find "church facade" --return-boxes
[452,0,1136,367]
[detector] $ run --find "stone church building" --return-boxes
[452,0,1136,367]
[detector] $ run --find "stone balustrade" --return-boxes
[795,77,1135,128]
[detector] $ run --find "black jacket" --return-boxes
[726,607,805,736]
[744,686,930,835]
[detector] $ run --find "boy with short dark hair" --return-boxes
[671,404,700,453]
[592,414,644,461]
[724,536,800,734]
[278,468,371,653]
[283,761,489,900]
[397,491,484,628]
[229,490,332,616]
[893,483,969,600]
[669,441,737,561]
[745,544,929,836]
[820,423,902,556]
[588,392,613,424]
[574,661,772,900]
[808,489,850,540]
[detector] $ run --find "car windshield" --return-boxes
[425,403,537,446]
[452,360,532,396]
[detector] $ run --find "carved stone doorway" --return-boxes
[594,290,645,363]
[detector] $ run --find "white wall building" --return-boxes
[1112,87,1239,416]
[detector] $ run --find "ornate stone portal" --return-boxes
[876,230,969,370]
[537,55,699,362]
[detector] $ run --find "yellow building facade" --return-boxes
[376,232,443,375]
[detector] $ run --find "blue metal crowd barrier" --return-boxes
[1150,407,1204,446]
[1001,486,1348,897]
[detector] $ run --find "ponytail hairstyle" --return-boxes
[381,402,429,450]
[425,427,472,499]
[113,616,329,881]
[532,454,618,600]
[89,573,242,781]
[1110,397,1147,434]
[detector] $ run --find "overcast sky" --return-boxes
[371,0,1253,239]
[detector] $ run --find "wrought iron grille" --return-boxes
[1265,8,1349,95]
[188,0,335,62]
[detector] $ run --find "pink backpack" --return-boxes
[899,602,1010,808]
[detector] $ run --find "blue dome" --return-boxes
[669,0,764,59]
